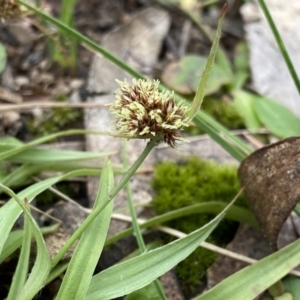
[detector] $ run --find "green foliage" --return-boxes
[233,90,262,130]
[162,54,231,96]
[282,276,300,299]
[253,96,300,138]
[152,157,248,296]
[233,90,300,138]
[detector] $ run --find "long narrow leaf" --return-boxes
[0,129,104,160]
[0,185,51,300]
[186,4,227,121]
[45,262,69,286]
[1,164,43,188]
[106,202,258,246]
[56,160,114,299]
[1,163,107,189]
[0,144,113,163]
[85,201,234,300]
[196,238,300,300]
[257,0,300,97]
[6,200,31,300]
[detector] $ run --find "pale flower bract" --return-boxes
[110,78,189,147]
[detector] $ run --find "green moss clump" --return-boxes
[152,157,248,297]
[203,99,244,129]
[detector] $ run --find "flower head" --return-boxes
[0,0,24,19]
[110,78,189,147]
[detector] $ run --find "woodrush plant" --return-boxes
[0,2,229,299]
[0,0,299,299]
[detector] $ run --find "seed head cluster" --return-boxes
[110,79,189,147]
[0,0,24,19]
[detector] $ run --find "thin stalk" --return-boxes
[51,135,161,268]
[258,0,300,97]
[121,141,167,300]
[186,4,227,121]
[121,140,146,251]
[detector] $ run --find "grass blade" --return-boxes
[0,129,105,161]
[106,201,258,246]
[196,238,300,300]
[45,262,69,286]
[0,144,113,163]
[85,202,230,300]
[1,164,43,188]
[192,110,252,161]
[56,160,114,299]
[6,200,31,300]
[186,4,227,121]
[257,0,300,97]
[0,185,51,300]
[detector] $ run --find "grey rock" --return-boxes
[241,1,300,117]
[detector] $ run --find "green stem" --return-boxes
[185,4,226,122]
[121,141,167,300]
[258,0,300,97]
[121,140,146,252]
[51,136,160,268]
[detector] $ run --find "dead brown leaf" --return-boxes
[238,137,300,249]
